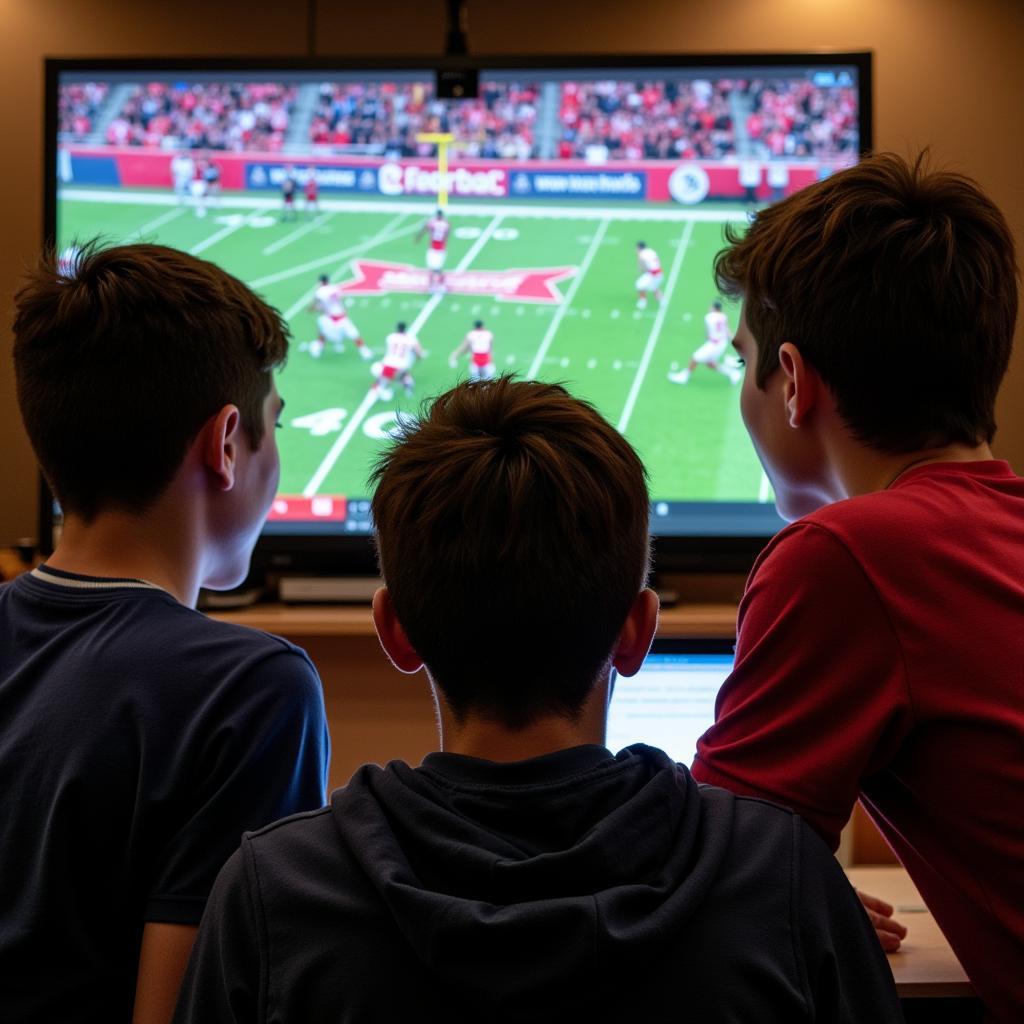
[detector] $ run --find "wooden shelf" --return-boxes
[209,601,737,639]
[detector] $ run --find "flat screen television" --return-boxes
[43,52,872,581]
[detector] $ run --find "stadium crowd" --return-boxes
[309,80,538,160]
[103,82,296,151]
[58,82,110,140]
[59,76,858,160]
[557,79,735,161]
[744,79,860,157]
[308,77,857,162]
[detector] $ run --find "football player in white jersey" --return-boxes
[669,300,741,385]
[371,321,426,400]
[171,152,195,204]
[449,320,495,380]
[635,240,664,309]
[307,274,372,360]
[415,209,451,292]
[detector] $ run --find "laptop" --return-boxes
[605,638,735,765]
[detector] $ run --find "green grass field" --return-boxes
[59,187,768,507]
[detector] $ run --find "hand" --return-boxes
[448,357,457,368]
[857,889,908,952]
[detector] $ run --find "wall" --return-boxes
[2,0,1022,544]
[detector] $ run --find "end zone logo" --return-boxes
[378,163,507,198]
[338,260,575,304]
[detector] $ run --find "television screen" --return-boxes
[47,55,871,573]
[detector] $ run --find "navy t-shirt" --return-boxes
[0,565,330,1021]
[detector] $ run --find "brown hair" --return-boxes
[715,152,1019,452]
[14,241,289,521]
[371,377,651,729]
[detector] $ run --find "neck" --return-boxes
[47,500,203,607]
[831,440,994,501]
[433,672,610,763]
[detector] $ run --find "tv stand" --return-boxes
[278,575,383,604]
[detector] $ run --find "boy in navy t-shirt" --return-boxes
[2,243,329,1023]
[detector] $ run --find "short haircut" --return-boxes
[14,241,289,521]
[714,152,1019,452]
[371,377,651,729]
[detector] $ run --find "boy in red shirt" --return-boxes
[692,152,1022,1022]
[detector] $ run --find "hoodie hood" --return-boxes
[330,744,738,1016]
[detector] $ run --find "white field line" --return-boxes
[250,220,419,290]
[526,218,610,379]
[301,214,505,498]
[282,212,409,321]
[189,212,261,255]
[759,472,772,503]
[129,205,187,240]
[617,219,696,433]
[262,211,336,256]
[301,389,379,499]
[60,187,750,223]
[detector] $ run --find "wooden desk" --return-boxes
[845,866,972,1000]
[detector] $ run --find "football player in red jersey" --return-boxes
[415,209,451,292]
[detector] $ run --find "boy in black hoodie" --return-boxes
[174,378,902,1024]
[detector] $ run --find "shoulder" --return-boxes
[162,601,315,667]
[246,804,336,847]
[754,488,922,579]
[107,599,322,707]
[696,781,854,904]
[698,779,802,845]
[239,806,346,896]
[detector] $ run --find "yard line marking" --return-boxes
[251,216,417,290]
[281,213,409,321]
[301,389,379,499]
[759,472,772,503]
[62,187,750,223]
[301,215,504,498]
[526,218,610,379]
[189,212,261,255]
[262,211,336,255]
[617,219,696,434]
[129,206,187,240]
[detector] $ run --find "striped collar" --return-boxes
[31,565,166,593]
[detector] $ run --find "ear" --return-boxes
[371,587,424,675]
[778,342,819,429]
[612,588,660,677]
[200,405,242,492]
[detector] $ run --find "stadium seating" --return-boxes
[104,82,296,151]
[58,82,110,140]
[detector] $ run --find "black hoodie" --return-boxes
[174,744,903,1023]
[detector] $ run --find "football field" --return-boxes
[59,188,768,506]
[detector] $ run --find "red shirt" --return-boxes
[693,461,1024,1023]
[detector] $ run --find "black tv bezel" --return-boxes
[41,51,873,577]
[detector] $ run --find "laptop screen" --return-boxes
[605,638,735,765]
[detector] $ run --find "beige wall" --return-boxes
[2,0,1022,544]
